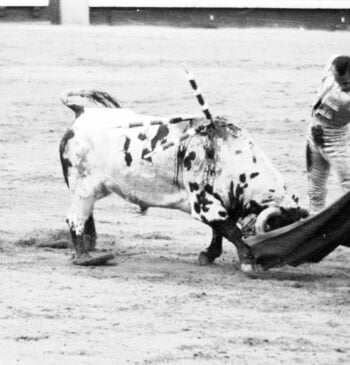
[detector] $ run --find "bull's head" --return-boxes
[198,117,310,238]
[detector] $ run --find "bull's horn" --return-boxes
[255,207,282,234]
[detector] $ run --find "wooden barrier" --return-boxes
[49,0,88,25]
[0,0,349,29]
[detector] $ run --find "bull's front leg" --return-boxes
[190,187,255,273]
[209,219,255,273]
[198,229,223,265]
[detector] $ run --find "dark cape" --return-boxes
[247,191,350,270]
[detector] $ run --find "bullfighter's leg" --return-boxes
[306,141,330,214]
[84,214,96,251]
[198,229,223,265]
[66,188,114,266]
[327,139,350,192]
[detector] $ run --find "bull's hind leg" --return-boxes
[199,229,223,265]
[84,214,96,251]
[66,188,114,266]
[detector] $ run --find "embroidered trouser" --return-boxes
[306,124,350,214]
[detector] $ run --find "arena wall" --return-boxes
[0,0,350,30]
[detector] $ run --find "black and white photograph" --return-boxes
[0,0,349,363]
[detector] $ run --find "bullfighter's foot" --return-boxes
[198,251,216,266]
[72,253,115,266]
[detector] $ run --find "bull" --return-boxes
[59,89,308,273]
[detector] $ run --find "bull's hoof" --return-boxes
[198,251,215,266]
[240,263,259,278]
[72,253,115,266]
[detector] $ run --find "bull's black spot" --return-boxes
[59,129,75,187]
[235,184,244,198]
[200,215,209,224]
[124,137,130,151]
[138,133,147,141]
[184,151,196,170]
[250,172,260,179]
[123,137,133,167]
[253,156,257,163]
[141,148,152,162]
[174,145,187,186]
[213,192,225,206]
[161,139,167,145]
[261,199,274,204]
[239,174,246,183]
[292,194,299,203]
[177,145,186,161]
[311,125,324,147]
[247,200,266,215]
[125,153,132,166]
[269,189,275,192]
[189,182,199,192]
[227,181,244,221]
[306,141,312,172]
[204,184,213,194]
[196,191,213,213]
[194,202,201,214]
[151,125,169,150]
[205,147,215,160]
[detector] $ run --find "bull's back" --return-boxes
[61,108,190,211]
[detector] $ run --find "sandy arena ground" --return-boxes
[0,24,349,364]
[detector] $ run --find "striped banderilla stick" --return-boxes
[108,115,199,129]
[144,64,215,158]
[182,62,214,122]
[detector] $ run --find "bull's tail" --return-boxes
[59,129,75,187]
[61,89,121,117]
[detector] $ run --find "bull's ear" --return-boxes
[299,208,310,219]
[279,207,289,219]
[280,207,299,224]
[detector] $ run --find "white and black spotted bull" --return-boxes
[59,90,308,273]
